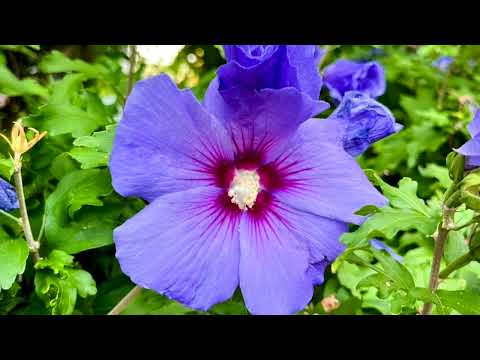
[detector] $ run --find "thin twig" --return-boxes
[421,206,455,315]
[13,165,40,263]
[108,285,142,315]
[126,45,137,98]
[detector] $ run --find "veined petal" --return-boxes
[204,81,329,162]
[456,137,480,157]
[264,118,387,225]
[114,186,241,311]
[467,110,480,137]
[324,60,385,101]
[109,74,234,202]
[238,197,312,315]
[238,195,347,314]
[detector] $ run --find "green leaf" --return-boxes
[343,173,440,247]
[120,289,194,315]
[435,289,480,315]
[35,249,74,274]
[371,248,415,290]
[35,272,77,315]
[43,169,115,254]
[34,250,97,315]
[23,74,108,137]
[0,52,48,98]
[0,154,14,180]
[0,238,29,290]
[419,164,453,189]
[69,125,116,169]
[342,207,438,246]
[68,269,97,298]
[39,50,106,78]
[366,171,431,217]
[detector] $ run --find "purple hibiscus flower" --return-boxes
[327,91,403,156]
[432,56,454,73]
[205,45,330,122]
[456,109,480,168]
[0,177,18,212]
[323,59,386,102]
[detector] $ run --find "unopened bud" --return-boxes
[321,294,340,313]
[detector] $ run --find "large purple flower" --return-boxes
[323,59,386,102]
[110,72,387,315]
[205,45,329,122]
[456,110,480,168]
[327,91,403,156]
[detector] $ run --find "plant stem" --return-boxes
[421,206,455,315]
[13,165,40,263]
[108,285,142,315]
[439,252,474,279]
[451,217,480,232]
[126,45,137,98]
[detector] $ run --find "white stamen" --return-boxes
[228,169,261,210]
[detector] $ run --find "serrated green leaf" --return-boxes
[69,125,116,169]
[43,169,115,254]
[23,74,108,137]
[0,52,48,98]
[419,164,453,189]
[35,272,77,315]
[35,249,74,274]
[39,50,106,78]
[342,207,438,246]
[68,269,97,298]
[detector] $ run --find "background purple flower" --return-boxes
[110,74,387,315]
[370,239,404,262]
[323,60,386,102]
[327,91,403,156]
[456,110,480,168]
[0,177,18,212]
[433,56,454,73]
[204,45,330,123]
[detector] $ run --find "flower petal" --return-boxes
[324,60,385,101]
[265,118,387,225]
[114,186,241,311]
[238,196,347,314]
[110,74,234,202]
[219,45,323,100]
[467,110,480,137]
[204,81,329,159]
[238,200,312,315]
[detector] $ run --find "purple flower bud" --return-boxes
[0,177,18,212]
[328,91,403,156]
[323,60,386,101]
[432,56,453,73]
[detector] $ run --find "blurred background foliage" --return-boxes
[1,44,480,315]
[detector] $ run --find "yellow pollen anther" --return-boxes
[228,169,261,210]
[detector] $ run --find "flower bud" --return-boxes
[446,151,465,183]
